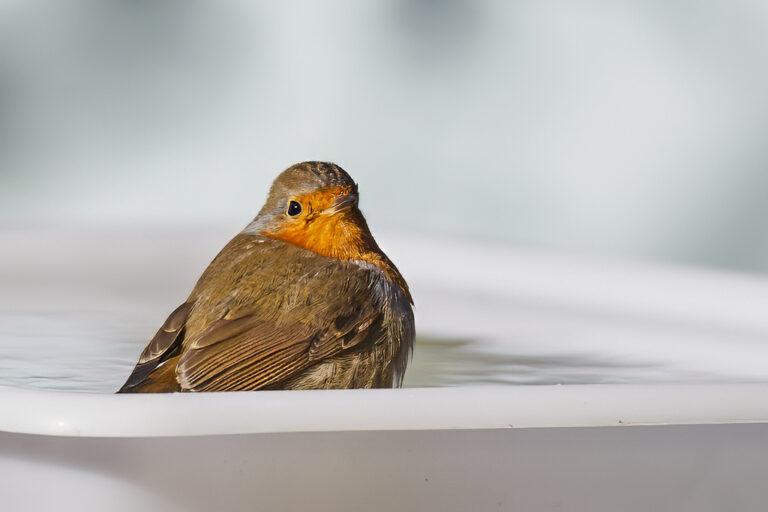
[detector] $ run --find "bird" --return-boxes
[118,161,414,392]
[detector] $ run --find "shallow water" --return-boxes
[0,311,759,393]
[2,227,768,392]
[0,310,628,392]
[0,312,142,392]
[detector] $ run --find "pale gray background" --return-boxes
[2,0,767,273]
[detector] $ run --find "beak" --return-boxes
[324,194,358,215]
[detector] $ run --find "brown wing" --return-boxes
[176,298,381,392]
[117,302,192,393]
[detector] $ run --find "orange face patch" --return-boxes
[260,186,364,260]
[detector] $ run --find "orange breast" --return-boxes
[262,203,413,304]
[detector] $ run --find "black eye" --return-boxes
[287,200,302,216]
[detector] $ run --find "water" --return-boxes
[0,312,142,392]
[0,311,640,392]
[0,310,761,393]
[2,227,768,392]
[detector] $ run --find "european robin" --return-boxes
[118,162,414,392]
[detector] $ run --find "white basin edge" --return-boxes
[1,383,766,438]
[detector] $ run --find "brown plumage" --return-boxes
[118,162,414,392]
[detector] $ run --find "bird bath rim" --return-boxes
[1,383,767,438]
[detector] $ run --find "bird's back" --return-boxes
[119,235,414,392]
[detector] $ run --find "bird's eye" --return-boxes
[287,200,302,216]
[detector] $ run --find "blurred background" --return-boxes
[2,0,768,273]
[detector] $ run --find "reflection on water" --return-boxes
[403,337,659,388]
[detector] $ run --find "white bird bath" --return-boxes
[1,227,767,511]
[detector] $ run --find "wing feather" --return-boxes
[175,308,380,391]
[118,302,192,393]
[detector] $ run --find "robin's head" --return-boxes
[244,162,375,261]
[244,161,413,303]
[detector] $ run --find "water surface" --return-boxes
[0,311,757,393]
